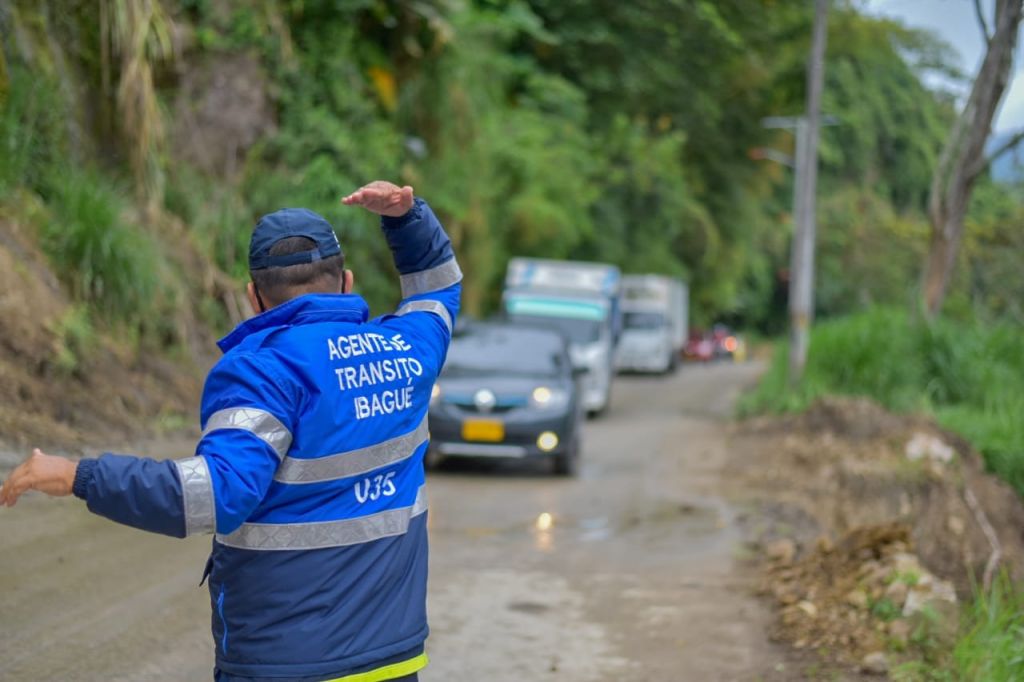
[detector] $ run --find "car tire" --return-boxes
[424,449,443,472]
[587,384,612,418]
[661,352,676,375]
[553,439,579,477]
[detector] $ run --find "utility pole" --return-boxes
[787,0,828,385]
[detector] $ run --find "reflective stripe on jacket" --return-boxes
[72,198,460,680]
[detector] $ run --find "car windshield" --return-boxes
[624,312,665,330]
[445,327,565,378]
[506,314,602,344]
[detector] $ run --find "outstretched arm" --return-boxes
[1,354,295,539]
[0,447,192,536]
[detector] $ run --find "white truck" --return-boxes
[502,258,622,415]
[614,275,688,374]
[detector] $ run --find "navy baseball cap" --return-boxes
[249,208,342,270]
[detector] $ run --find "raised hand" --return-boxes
[0,448,78,507]
[341,181,415,218]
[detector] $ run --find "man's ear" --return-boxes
[342,269,354,294]
[246,282,262,315]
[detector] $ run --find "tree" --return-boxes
[523,0,809,320]
[923,0,1023,317]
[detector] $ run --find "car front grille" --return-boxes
[446,401,522,415]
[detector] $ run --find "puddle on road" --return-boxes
[578,516,614,542]
[432,496,730,554]
[506,600,551,614]
[567,498,724,540]
[618,499,722,532]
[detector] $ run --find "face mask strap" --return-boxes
[253,284,268,313]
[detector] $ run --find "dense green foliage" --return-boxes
[2,0,1021,452]
[0,60,174,332]
[5,0,1019,335]
[740,306,1024,497]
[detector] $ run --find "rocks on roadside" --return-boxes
[903,575,957,617]
[735,396,1024,677]
[883,579,908,606]
[765,538,797,566]
[762,523,959,672]
[887,619,911,647]
[905,432,955,464]
[861,651,889,675]
[845,588,868,609]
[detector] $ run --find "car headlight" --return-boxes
[430,383,442,405]
[531,386,569,409]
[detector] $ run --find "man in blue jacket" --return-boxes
[0,181,460,682]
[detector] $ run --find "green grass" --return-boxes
[51,305,96,375]
[952,576,1024,680]
[892,576,1024,681]
[739,306,1024,497]
[0,66,66,198]
[41,170,162,322]
[870,596,903,622]
[2,63,167,328]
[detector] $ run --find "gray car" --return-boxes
[427,322,584,475]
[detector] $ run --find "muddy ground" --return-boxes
[4,362,1020,680]
[422,362,792,681]
[1,362,810,681]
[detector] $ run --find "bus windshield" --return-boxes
[506,314,603,345]
[624,311,666,330]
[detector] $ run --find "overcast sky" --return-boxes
[862,0,1023,133]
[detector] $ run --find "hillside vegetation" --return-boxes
[0,1,1021,442]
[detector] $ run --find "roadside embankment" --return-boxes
[0,212,203,454]
[728,397,1024,677]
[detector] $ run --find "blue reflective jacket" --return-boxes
[72,199,460,680]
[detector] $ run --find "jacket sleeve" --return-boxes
[72,455,188,537]
[72,352,297,538]
[380,198,462,361]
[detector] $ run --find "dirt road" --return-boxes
[1,362,790,681]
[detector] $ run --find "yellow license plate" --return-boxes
[462,419,505,442]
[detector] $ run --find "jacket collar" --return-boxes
[218,293,370,353]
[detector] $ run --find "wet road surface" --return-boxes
[1,362,787,681]
[422,362,786,681]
